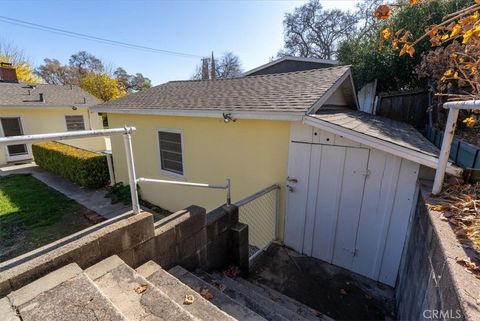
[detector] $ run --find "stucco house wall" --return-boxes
[108,114,291,239]
[0,107,107,165]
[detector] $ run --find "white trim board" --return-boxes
[303,115,462,176]
[91,108,305,121]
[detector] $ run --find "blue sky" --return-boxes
[0,0,360,85]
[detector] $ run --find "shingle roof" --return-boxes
[307,109,439,157]
[94,66,352,114]
[0,82,100,108]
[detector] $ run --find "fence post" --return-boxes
[123,132,141,214]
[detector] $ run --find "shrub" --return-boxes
[32,141,109,188]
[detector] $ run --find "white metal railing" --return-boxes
[433,100,480,194]
[235,184,280,261]
[0,127,232,214]
[137,177,231,205]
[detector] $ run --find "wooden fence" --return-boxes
[375,90,429,128]
[426,125,480,169]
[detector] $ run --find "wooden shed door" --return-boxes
[285,143,370,273]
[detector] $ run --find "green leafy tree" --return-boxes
[79,73,125,102]
[338,0,472,91]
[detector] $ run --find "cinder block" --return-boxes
[132,239,155,268]
[177,234,196,260]
[175,206,206,241]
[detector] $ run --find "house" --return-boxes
[93,62,459,287]
[0,63,107,165]
[242,55,337,76]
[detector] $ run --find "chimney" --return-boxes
[0,62,18,83]
[39,93,45,103]
[201,58,209,80]
[210,52,216,80]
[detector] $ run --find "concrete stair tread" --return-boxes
[208,270,316,321]
[8,263,128,321]
[0,297,20,321]
[169,265,267,321]
[137,261,236,321]
[85,255,199,321]
[235,277,333,321]
[193,270,292,321]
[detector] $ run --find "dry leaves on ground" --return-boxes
[224,264,241,278]
[184,294,195,305]
[200,288,214,300]
[429,183,480,276]
[135,283,148,294]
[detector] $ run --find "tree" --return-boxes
[337,0,471,91]
[79,73,125,102]
[114,67,152,92]
[191,52,243,80]
[69,51,104,78]
[35,58,75,85]
[0,42,41,83]
[279,0,358,59]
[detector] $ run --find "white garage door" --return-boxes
[284,123,420,286]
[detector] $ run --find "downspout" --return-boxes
[432,100,480,195]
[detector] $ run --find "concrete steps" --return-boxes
[6,263,128,321]
[85,255,198,321]
[169,265,267,321]
[136,261,236,321]
[1,255,332,321]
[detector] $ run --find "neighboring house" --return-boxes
[242,55,337,76]
[0,63,107,165]
[93,61,458,287]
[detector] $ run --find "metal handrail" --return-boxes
[0,127,141,214]
[234,184,280,207]
[137,177,232,205]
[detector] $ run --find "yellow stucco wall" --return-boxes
[108,114,291,240]
[0,107,107,165]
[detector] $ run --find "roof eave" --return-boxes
[91,107,305,121]
[242,56,338,76]
[303,115,462,176]
[0,104,93,109]
[307,68,358,114]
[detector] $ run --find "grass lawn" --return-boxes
[0,174,92,262]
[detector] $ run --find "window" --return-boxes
[65,115,85,131]
[158,130,184,175]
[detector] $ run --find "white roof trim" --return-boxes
[308,69,358,114]
[303,115,462,176]
[242,56,337,76]
[92,107,304,121]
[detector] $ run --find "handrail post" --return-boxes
[123,131,140,214]
[226,178,231,205]
[432,108,459,195]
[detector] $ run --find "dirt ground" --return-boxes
[249,243,396,321]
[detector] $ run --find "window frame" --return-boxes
[65,115,86,131]
[156,128,185,179]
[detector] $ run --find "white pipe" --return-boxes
[137,177,232,205]
[443,100,480,109]
[432,109,459,195]
[0,127,136,145]
[432,100,480,194]
[123,133,141,214]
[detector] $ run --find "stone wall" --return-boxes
[396,184,480,321]
[0,204,248,297]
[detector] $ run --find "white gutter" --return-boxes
[432,100,480,195]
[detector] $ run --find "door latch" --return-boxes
[287,176,298,183]
[286,184,294,192]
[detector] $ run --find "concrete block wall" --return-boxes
[0,204,248,297]
[396,187,480,321]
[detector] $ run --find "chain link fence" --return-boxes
[235,184,280,260]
